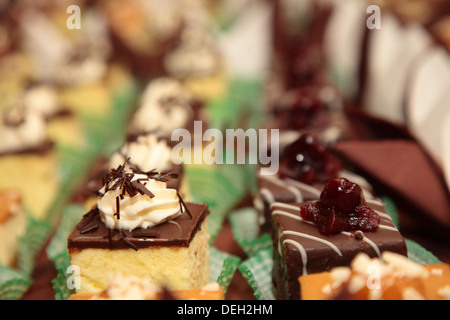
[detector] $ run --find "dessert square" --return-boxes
[271,181,407,300]
[67,164,210,294]
[299,252,450,300]
[68,202,210,294]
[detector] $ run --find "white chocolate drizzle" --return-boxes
[272,199,400,275]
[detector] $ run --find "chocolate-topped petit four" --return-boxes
[271,178,407,300]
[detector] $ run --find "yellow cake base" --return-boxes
[69,220,210,294]
[0,151,59,219]
[182,70,228,102]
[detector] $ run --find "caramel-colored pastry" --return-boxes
[299,252,450,300]
[0,191,27,267]
[68,274,223,300]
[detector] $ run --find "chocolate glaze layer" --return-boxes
[271,201,407,300]
[67,202,209,251]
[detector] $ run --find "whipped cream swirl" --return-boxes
[92,273,161,300]
[22,84,61,118]
[164,26,221,78]
[129,78,193,136]
[98,171,181,231]
[0,108,48,154]
[109,134,173,173]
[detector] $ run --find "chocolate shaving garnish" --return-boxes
[77,208,99,231]
[131,180,155,198]
[115,196,120,220]
[93,190,104,197]
[80,224,99,234]
[177,193,192,219]
[99,161,184,224]
[124,239,139,251]
[110,178,123,191]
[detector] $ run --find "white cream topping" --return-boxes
[22,84,60,118]
[138,0,182,39]
[92,273,161,300]
[0,109,48,154]
[91,273,221,300]
[57,57,107,86]
[109,134,173,173]
[164,26,221,78]
[98,173,181,231]
[130,78,193,136]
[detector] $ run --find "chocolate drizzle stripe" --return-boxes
[284,179,322,197]
[283,239,308,275]
[341,231,381,257]
[273,203,399,274]
[263,175,321,199]
[167,220,182,235]
[378,225,399,232]
[260,189,275,204]
[272,210,305,223]
[270,202,301,211]
[283,230,343,256]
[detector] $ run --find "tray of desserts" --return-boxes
[0,0,449,302]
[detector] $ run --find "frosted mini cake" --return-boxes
[67,162,210,294]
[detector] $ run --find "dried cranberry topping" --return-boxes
[278,133,341,185]
[300,178,380,235]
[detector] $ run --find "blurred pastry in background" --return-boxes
[99,0,183,79]
[299,252,450,300]
[128,77,196,139]
[164,1,227,102]
[0,105,59,219]
[0,191,27,268]
[17,3,131,118]
[68,273,224,300]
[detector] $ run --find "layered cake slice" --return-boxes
[67,163,210,294]
[271,178,407,300]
